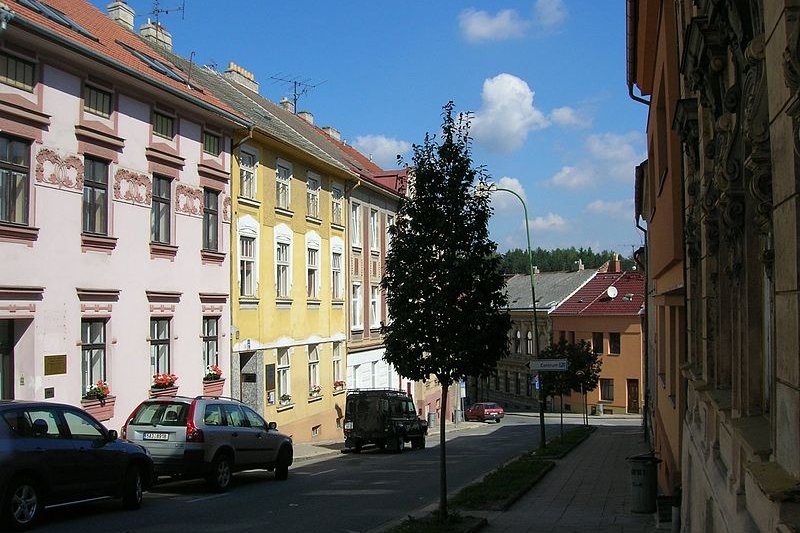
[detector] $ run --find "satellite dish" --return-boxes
[607,286,618,298]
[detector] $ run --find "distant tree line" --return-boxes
[498,247,635,274]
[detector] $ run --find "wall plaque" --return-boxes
[44,354,67,375]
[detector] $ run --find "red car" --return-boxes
[465,402,505,423]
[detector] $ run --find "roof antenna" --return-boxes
[149,0,185,28]
[268,75,326,113]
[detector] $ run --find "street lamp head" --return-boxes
[473,181,497,198]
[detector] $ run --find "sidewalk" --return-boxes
[479,424,656,532]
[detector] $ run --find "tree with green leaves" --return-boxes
[538,339,602,426]
[381,102,511,522]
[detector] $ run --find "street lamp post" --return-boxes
[481,183,546,450]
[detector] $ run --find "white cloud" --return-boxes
[586,132,644,181]
[459,8,529,42]
[472,73,549,153]
[587,199,635,221]
[549,106,591,128]
[544,165,593,189]
[530,213,568,232]
[352,135,412,169]
[534,0,567,29]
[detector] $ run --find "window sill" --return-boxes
[150,242,178,261]
[333,389,346,396]
[275,207,293,218]
[307,299,321,309]
[238,197,261,209]
[352,244,362,252]
[305,215,322,225]
[370,249,380,256]
[276,403,294,412]
[307,395,323,403]
[331,222,345,231]
[239,297,259,309]
[0,222,39,245]
[351,327,364,333]
[201,249,225,265]
[276,298,292,309]
[81,233,117,254]
[332,300,344,308]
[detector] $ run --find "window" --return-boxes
[350,203,362,247]
[203,189,218,251]
[0,134,30,225]
[153,111,174,139]
[386,214,394,251]
[240,236,255,297]
[276,242,290,298]
[277,348,290,399]
[307,246,319,299]
[150,318,170,375]
[332,342,342,383]
[308,344,319,394]
[600,378,614,401]
[609,332,621,355]
[369,208,379,251]
[63,410,105,440]
[239,151,256,199]
[504,371,510,392]
[276,163,291,210]
[351,282,363,329]
[223,405,247,427]
[202,317,218,367]
[306,172,320,218]
[370,285,380,328]
[592,332,604,354]
[84,85,112,118]
[331,251,342,300]
[331,184,343,225]
[17,0,95,39]
[150,176,170,243]
[526,331,533,355]
[81,319,105,393]
[0,51,35,91]
[515,372,521,394]
[203,131,220,156]
[82,157,108,235]
[514,330,521,353]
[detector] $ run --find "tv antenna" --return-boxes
[149,0,186,27]
[268,75,325,112]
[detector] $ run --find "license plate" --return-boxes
[143,432,169,441]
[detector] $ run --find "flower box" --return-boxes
[203,378,225,397]
[149,385,179,398]
[81,396,116,422]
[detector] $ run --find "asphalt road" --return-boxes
[39,414,579,532]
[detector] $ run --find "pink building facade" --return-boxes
[0,0,246,429]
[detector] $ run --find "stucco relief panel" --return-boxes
[113,169,152,207]
[222,195,231,223]
[175,183,203,217]
[35,147,83,191]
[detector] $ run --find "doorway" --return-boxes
[627,378,640,414]
[0,321,14,399]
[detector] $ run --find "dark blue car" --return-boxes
[0,400,153,530]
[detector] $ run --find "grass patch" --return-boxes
[534,424,595,459]
[386,511,486,533]
[451,455,554,511]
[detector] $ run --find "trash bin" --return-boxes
[427,412,437,427]
[627,453,661,513]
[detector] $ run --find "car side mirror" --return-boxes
[107,429,118,442]
[268,421,277,431]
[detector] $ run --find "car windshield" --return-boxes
[130,402,189,426]
[484,403,501,409]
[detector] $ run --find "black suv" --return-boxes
[0,400,153,531]
[343,389,428,453]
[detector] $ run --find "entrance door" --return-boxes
[0,321,13,399]
[627,379,639,414]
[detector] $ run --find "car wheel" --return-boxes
[495,418,502,423]
[206,454,233,492]
[274,448,291,481]
[3,476,41,531]
[122,465,143,510]
[394,435,404,454]
[411,436,425,450]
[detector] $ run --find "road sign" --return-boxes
[529,359,567,371]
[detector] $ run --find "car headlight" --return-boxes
[344,421,353,430]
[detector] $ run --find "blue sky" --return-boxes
[93,0,648,256]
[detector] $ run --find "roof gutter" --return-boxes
[11,15,250,127]
[627,0,650,106]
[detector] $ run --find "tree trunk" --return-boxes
[439,381,449,522]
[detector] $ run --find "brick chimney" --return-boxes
[139,19,172,51]
[609,253,621,273]
[224,62,259,93]
[107,1,134,31]
[297,111,314,124]
[322,126,341,142]
[279,97,294,113]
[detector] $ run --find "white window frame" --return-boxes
[331,237,344,300]
[370,285,380,328]
[350,202,362,248]
[331,183,343,225]
[306,171,320,219]
[386,214,395,252]
[277,348,291,399]
[275,224,293,299]
[308,344,320,393]
[239,149,256,200]
[81,319,106,393]
[369,208,379,251]
[240,236,255,297]
[351,282,363,330]
[332,342,342,383]
[276,159,292,210]
[305,231,321,300]
[237,216,259,298]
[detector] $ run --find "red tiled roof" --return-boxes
[552,271,644,316]
[11,0,244,123]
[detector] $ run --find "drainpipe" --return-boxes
[636,215,650,445]
[627,0,651,106]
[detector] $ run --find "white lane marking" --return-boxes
[309,468,336,476]
[186,493,229,503]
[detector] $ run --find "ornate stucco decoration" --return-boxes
[222,196,232,223]
[175,184,203,216]
[113,169,152,206]
[34,148,83,190]
[682,17,727,117]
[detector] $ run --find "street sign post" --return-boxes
[529,359,568,371]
